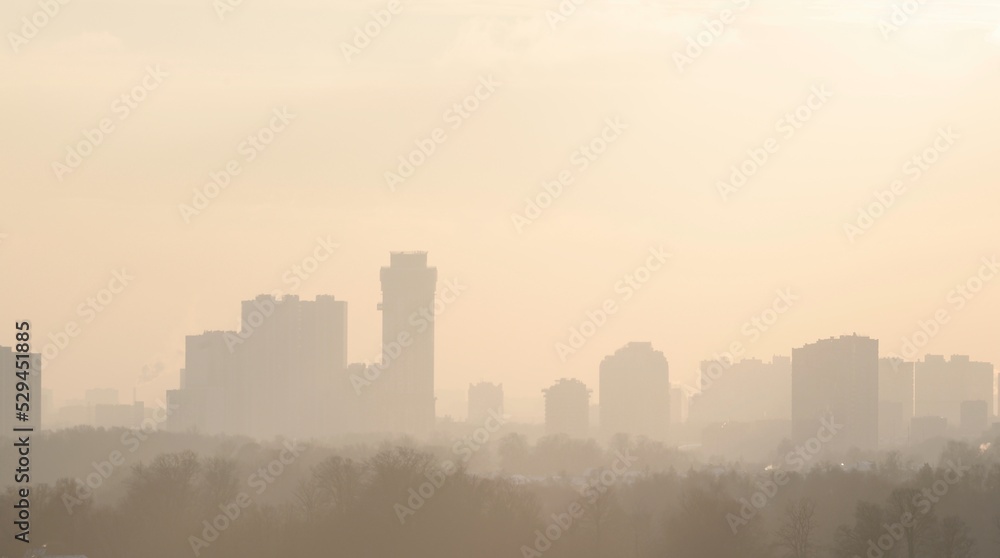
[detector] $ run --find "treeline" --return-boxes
[0,430,998,557]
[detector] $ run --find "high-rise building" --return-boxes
[167,295,347,438]
[339,363,373,433]
[688,356,791,426]
[176,330,235,434]
[599,342,670,439]
[878,358,914,446]
[915,355,994,425]
[468,382,503,425]
[792,335,878,451]
[543,378,590,438]
[240,294,347,438]
[376,252,438,435]
[910,415,948,444]
[960,400,989,437]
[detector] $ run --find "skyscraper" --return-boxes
[377,252,438,435]
[792,335,878,451]
[599,342,670,439]
[167,295,347,438]
[688,356,791,426]
[543,378,590,438]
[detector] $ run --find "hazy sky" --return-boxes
[3,0,999,417]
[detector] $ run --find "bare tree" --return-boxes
[886,487,937,558]
[934,516,975,558]
[773,498,818,558]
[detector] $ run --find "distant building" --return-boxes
[167,295,348,438]
[878,358,914,446]
[0,346,42,433]
[689,356,791,426]
[915,355,994,425]
[177,331,233,433]
[468,382,503,425]
[374,252,438,435]
[792,335,878,451]
[599,342,670,439]
[910,415,948,444]
[54,403,91,428]
[543,378,590,437]
[334,363,370,434]
[960,400,989,437]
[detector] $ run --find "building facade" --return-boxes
[792,335,878,451]
[543,378,590,438]
[599,342,670,439]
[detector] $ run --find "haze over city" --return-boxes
[3,0,1000,415]
[3,0,1000,557]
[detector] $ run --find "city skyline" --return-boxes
[5,0,1000,556]
[4,0,1000,411]
[25,248,1000,413]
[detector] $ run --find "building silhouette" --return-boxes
[543,378,590,438]
[910,415,948,444]
[914,355,994,426]
[960,400,989,437]
[878,357,914,446]
[599,342,670,439]
[168,330,233,433]
[374,252,438,435]
[167,295,347,438]
[792,335,878,451]
[688,356,791,426]
[468,382,503,425]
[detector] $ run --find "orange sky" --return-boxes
[2,0,999,419]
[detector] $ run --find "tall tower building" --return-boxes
[379,252,438,435]
[688,356,791,426]
[599,342,670,439]
[241,295,347,438]
[167,295,347,438]
[792,335,878,451]
[543,378,590,438]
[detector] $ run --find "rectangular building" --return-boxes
[792,335,878,451]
